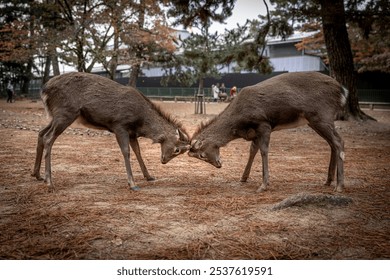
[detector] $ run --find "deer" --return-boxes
[32,72,190,192]
[189,72,348,193]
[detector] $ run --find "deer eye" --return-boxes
[200,153,207,159]
[174,147,180,154]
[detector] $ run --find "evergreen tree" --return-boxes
[166,0,235,94]
[162,26,222,93]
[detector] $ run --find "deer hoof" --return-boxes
[31,173,44,181]
[146,176,155,181]
[324,180,332,186]
[256,185,268,193]
[334,185,344,193]
[130,186,141,191]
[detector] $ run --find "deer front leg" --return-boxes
[129,137,155,181]
[42,118,75,192]
[241,140,259,182]
[115,131,139,190]
[256,124,271,193]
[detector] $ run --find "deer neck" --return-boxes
[200,116,238,148]
[139,110,175,142]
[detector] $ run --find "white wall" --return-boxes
[270,56,324,72]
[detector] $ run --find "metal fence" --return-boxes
[2,84,389,104]
[137,87,218,97]
[357,89,390,103]
[138,87,390,103]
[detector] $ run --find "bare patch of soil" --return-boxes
[0,99,389,259]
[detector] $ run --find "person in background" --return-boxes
[220,83,226,94]
[230,86,237,100]
[7,81,14,103]
[218,83,227,102]
[212,84,219,102]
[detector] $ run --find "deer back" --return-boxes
[42,72,189,145]
[192,72,346,144]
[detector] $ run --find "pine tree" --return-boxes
[165,0,235,94]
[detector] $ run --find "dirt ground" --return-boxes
[0,99,389,260]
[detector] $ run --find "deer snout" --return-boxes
[214,158,222,168]
[161,155,168,164]
[161,145,189,164]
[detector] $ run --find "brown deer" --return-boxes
[32,72,189,191]
[189,72,347,193]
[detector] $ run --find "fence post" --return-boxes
[194,89,206,114]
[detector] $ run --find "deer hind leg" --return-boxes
[309,122,345,192]
[32,122,52,180]
[42,115,78,191]
[114,130,138,190]
[129,137,155,181]
[256,124,272,193]
[240,140,259,182]
[326,148,337,186]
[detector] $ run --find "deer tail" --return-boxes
[40,84,52,119]
[340,86,349,107]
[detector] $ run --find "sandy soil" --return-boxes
[0,99,389,259]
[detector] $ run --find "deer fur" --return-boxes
[189,72,347,193]
[32,72,189,191]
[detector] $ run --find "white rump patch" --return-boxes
[41,93,51,119]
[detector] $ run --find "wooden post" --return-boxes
[194,89,206,114]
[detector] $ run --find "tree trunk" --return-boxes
[319,0,373,121]
[43,56,51,85]
[21,17,35,95]
[198,77,204,96]
[108,25,120,80]
[51,50,60,76]
[128,63,140,88]
[21,57,34,95]
[127,0,147,87]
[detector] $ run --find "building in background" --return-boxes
[265,33,327,72]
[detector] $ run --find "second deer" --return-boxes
[189,72,348,193]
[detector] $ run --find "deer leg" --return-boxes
[325,149,337,186]
[333,129,345,192]
[256,125,271,193]
[32,122,52,180]
[43,116,77,191]
[114,130,138,190]
[129,137,155,181]
[309,122,345,192]
[240,140,259,182]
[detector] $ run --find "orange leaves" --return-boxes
[0,21,34,63]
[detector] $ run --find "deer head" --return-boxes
[188,138,222,168]
[160,128,190,164]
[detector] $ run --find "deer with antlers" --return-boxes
[189,72,347,193]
